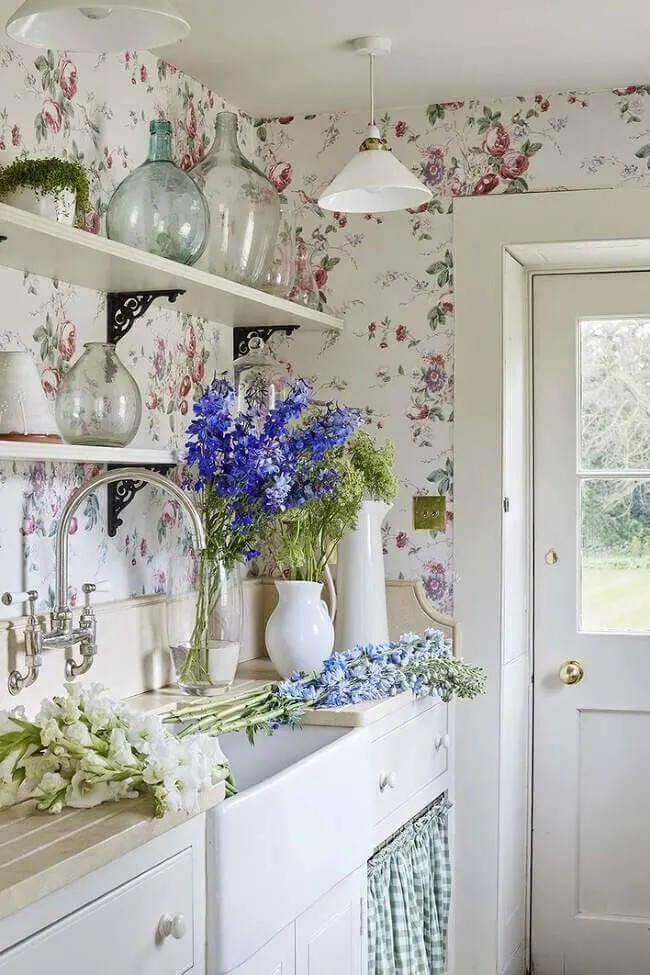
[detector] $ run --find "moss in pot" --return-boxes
[0,157,91,227]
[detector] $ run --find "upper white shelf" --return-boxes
[0,442,181,465]
[0,203,343,333]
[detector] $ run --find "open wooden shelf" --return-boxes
[0,203,343,333]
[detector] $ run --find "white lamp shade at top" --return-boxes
[6,0,190,51]
[318,128,433,214]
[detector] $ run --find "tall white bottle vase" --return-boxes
[334,500,392,651]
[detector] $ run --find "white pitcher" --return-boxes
[265,569,337,677]
[334,500,392,650]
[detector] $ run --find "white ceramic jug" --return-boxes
[265,569,337,677]
[334,500,392,650]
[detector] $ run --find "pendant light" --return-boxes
[6,0,190,51]
[318,36,432,214]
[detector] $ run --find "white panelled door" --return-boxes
[532,271,650,975]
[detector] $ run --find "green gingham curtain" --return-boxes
[367,797,452,975]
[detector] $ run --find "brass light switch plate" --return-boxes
[413,495,446,531]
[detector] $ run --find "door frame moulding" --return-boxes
[452,187,650,975]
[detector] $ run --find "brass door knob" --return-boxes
[559,660,584,685]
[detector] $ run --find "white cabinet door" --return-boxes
[227,923,295,975]
[0,849,196,975]
[295,869,365,975]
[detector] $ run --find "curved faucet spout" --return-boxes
[54,467,205,616]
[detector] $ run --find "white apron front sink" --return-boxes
[207,724,372,974]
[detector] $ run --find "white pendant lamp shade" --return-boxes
[318,124,432,214]
[318,37,432,214]
[6,0,190,51]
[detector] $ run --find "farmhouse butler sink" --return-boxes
[207,724,372,974]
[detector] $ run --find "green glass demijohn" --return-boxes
[107,119,209,266]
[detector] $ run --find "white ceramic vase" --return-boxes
[4,187,76,225]
[265,572,337,678]
[334,499,392,650]
[0,350,59,441]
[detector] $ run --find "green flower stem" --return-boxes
[169,686,273,722]
[178,554,225,688]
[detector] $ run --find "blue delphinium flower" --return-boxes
[184,376,361,567]
[273,629,459,710]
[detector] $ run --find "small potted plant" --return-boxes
[0,157,91,227]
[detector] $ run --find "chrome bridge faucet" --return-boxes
[4,467,205,695]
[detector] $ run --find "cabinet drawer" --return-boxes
[0,848,195,975]
[372,703,448,824]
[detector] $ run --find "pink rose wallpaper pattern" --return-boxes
[256,89,650,613]
[0,40,649,620]
[0,46,244,615]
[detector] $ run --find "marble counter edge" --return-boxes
[0,781,225,922]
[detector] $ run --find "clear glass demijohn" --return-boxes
[192,112,281,287]
[55,342,142,447]
[106,119,209,266]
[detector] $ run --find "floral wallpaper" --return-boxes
[0,44,247,617]
[1,41,649,624]
[257,86,650,613]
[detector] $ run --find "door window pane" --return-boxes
[580,478,650,631]
[580,318,650,471]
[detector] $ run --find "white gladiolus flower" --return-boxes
[36,698,62,725]
[64,721,93,747]
[125,714,166,755]
[108,728,138,768]
[66,771,113,809]
[37,770,69,795]
[21,753,60,791]
[40,718,62,747]
[0,682,233,818]
[83,696,123,733]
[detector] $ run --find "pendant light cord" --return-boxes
[369,53,375,127]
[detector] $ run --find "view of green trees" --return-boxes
[581,317,650,568]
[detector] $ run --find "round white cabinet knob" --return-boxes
[379,771,397,792]
[157,913,187,941]
[435,733,450,751]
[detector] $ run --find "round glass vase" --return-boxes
[54,342,142,446]
[167,555,243,696]
[106,119,209,266]
[192,111,281,287]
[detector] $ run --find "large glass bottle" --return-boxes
[55,342,142,447]
[106,119,209,266]
[192,112,280,287]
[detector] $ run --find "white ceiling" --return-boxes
[156,0,650,116]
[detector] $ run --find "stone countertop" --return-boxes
[127,657,433,728]
[0,782,224,922]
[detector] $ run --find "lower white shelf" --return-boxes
[0,443,181,465]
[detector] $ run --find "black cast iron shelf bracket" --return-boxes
[233,325,299,360]
[106,289,186,345]
[106,463,176,538]
[0,235,7,244]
